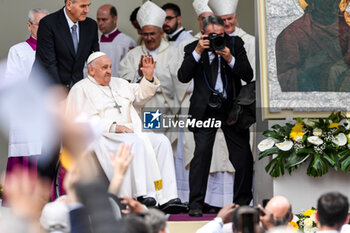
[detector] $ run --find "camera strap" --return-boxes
[202,61,228,95]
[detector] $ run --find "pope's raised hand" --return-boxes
[140,55,156,81]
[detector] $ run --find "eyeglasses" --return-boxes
[165,16,177,21]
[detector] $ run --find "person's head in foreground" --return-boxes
[265,195,293,227]
[316,192,349,231]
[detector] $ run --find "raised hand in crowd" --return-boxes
[108,144,134,195]
[258,204,275,230]
[120,196,147,214]
[4,166,51,232]
[218,203,239,224]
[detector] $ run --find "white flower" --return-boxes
[332,133,347,146]
[307,136,323,145]
[292,215,299,222]
[295,136,303,142]
[304,218,314,228]
[303,118,315,127]
[275,140,293,151]
[313,128,322,136]
[339,119,350,130]
[310,213,316,222]
[258,138,275,152]
[304,227,317,233]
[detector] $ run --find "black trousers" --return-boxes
[189,106,253,209]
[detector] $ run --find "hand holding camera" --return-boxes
[195,35,210,55]
[195,34,233,63]
[216,46,233,63]
[257,204,275,230]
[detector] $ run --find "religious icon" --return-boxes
[275,0,350,92]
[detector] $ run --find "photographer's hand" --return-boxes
[195,35,210,55]
[218,203,239,224]
[216,47,233,63]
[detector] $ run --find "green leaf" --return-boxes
[338,149,350,159]
[285,150,306,168]
[340,155,350,172]
[271,124,283,130]
[265,154,286,177]
[296,148,314,155]
[307,154,328,177]
[322,152,336,168]
[263,130,283,140]
[258,147,280,160]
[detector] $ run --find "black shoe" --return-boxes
[137,196,157,207]
[165,198,182,205]
[189,208,203,217]
[203,204,221,214]
[158,199,188,214]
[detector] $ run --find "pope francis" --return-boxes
[66,51,186,213]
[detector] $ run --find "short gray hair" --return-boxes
[202,15,224,33]
[143,209,167,233]
[273,206,292,226]
[28,8,49,23]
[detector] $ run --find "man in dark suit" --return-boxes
[178,15,253,217]
[31,0,99,181]
[32,0,99,88]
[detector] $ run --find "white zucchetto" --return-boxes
[87,51,107,64]
[208,0,239,16]
[137,1,166,28]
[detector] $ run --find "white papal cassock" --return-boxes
[66,76,178,204]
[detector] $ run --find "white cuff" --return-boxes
[228,56,235,69]
[192,50,201,62]
[109,122,117,133]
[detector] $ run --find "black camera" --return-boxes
[204,33,226,51]
[208,92,224,109]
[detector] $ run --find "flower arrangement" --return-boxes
[258,112,350,177]
[290,209,317,233]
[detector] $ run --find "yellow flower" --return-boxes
[289,221,299,231]
[290,123,305,141]
[329,123,339,129]
[303,209,316,216]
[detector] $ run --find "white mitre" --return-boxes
[87,51,107,64]
[208,0,238,16]
[137,1,166,28]
[192,0,212,17]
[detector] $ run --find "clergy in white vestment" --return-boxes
[161,3,194,48]
[118,1,186,145]
[2,8,48,205]
[66,51,186,213]
[97,4,136,77]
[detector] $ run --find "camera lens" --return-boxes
[212,36,225,51]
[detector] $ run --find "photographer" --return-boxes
[178,15,253,217]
